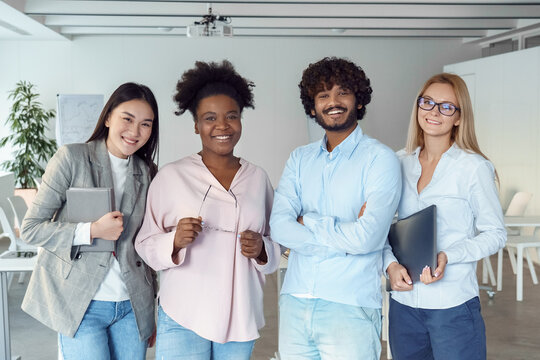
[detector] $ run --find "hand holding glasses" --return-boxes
[197,185,237,233]
[173,185,238,254]
[239,230,267,264]
[173,217,203,252]
[417,96,460,116]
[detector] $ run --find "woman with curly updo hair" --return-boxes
[135,60,280,360]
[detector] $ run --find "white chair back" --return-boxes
[0,172,15,236]
[0,203,35,252]
[505,192,534,236]
[7,195,28,229]
[505,192,533,216]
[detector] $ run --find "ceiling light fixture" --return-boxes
[187,3,233,38]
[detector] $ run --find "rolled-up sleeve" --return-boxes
[252,176,281,274]
[135,175,187,271]
[382,238,398,276]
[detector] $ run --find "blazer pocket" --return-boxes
[37,249,73,279]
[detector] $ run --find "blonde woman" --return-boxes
[383,73,506,360]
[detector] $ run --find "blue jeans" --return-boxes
[389,296,486,360]
[279,294,382,360]
[155,306,255,360]
[59,300,147,360]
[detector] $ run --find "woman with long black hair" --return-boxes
[22,82,159,360]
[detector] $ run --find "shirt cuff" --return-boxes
[440,249,454,265]
[159,232,187,267]
[172,248,187,266]
[250,237,277,274]
[73,222,92,246]
[383,258,398,279]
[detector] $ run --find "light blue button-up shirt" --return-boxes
[270,125,401,309]
[383,144,506,309]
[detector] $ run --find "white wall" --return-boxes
[445,47,540,215]
[0,36,480,185]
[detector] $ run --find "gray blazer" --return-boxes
[21,139,156,340]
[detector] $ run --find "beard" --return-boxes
[314,106,358,132]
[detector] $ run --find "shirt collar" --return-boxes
[319,124,363,159]
[446,142,461,159]
[412,142,461,160]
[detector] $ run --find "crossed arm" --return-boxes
[270,149,402,257]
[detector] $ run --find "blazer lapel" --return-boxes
[88,140,114,190]
[119,156,142,230]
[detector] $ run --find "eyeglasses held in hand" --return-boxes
[197,185,237,234]
[417,96,460,116]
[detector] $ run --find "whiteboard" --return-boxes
[56,94,104,146]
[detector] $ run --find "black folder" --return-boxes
[388,205,437,284]
[66,187,116,253]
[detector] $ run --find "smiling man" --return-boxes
[270,57,402,359]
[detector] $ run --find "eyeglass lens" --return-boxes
[418,97,458,116]
[198,185,237,233]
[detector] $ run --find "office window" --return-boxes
[482,39,518,57]
[525,35,540,49]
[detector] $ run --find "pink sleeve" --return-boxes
[251,174,281,274]
[135,176,187,271]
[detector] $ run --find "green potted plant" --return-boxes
[0,81,57,196]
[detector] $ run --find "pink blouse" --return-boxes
[135,154,280,343]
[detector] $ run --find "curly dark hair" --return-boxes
[299,57,372,120]
[174,60,255,119]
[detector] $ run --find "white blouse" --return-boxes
[383,144,506,309]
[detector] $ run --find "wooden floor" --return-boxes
[4,242,540,359]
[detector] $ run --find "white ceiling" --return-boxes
[1,0,540,42]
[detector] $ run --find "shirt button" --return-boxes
[136,260,142,267]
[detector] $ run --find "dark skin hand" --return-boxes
[172,217,202,261]
[239,230,267,264]
[172,217,267,264]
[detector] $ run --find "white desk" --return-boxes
[498,216,540,301]
[0,251,36,360]
[504,216,540,228]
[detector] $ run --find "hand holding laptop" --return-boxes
[67,187,117,253]
[387,262,413,291]
[419,251,447,285]
[90,211,124,241]
[388,251,448,291]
